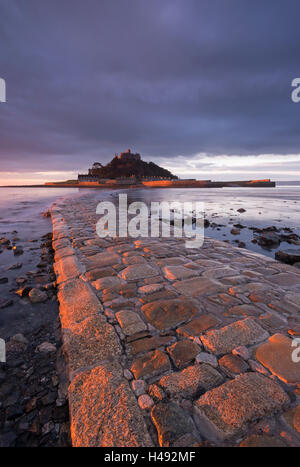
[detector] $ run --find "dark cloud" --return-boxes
[0,0,300,173]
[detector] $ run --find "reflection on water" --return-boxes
[0,185,300,259]
[0,187,82,240]
[101,186,300,259]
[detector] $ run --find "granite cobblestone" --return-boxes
[51,195,300,447]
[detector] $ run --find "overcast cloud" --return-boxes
[1,0,300,182]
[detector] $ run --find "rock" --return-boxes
[122,255,146,265]
[156,257,186,267]
[162,266,198,281]
[177,315,219,338]
[159,364,223,398]
[132,379,147,396]
[28,288,48,303]
[85,267,116,281]
[256,333,300,384]
[7,263,22,270]
[6,404,24,420]
[131,350,171,379]
[36,342,56,353]
[42,391,57,405]
[201,318,269,355]
[142,299,198,331]
[57,278,103,328]
[285,292,300,307]
[166,340,200,369]
[42,421,54,435]
[0,277,8,284]
[85,252,121,269]
[68,361,153,447]
[209,293,241,307]
[237,208,246,213]
[281,405,300,435]
[12,245,24,255]
[25,397,38,413]
[151,402,197,447]
[173,277,225,297]
[275,249,300,265]
[257,232,281,247]
[232,345,250,360]
[54,255,83,284]
[138,283,163,295]
[288,326,300,336]
[139,289,177,304]
[138,394,154,410]
[43,282,55,291]
[264,226,280,232]
[62,315,122,374]
[91,275,124,292]
[295,406,300,433]
[268,272,300,288]
[148,384,165,402]
[248,359,270,376]
[218,354,249,377]
[230,228,240,235]
[0,298,13,309]
[123,369,133,380]
[11,333,28,344]
[225,304,262,317]
[203,267,238,280]
[15,286,31,297]
[15,276,27,285]
[194,373,289,440]
[120,264,158,281]
[115,310,147,336]
[128,335,175,356]
[196,352,218,368]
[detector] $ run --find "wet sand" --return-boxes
[0,189,76,446]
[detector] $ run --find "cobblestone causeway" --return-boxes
[50,194,300,447]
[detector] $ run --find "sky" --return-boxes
[1,0,300,184]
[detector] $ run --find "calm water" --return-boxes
[2,183,298,338]
[0,187,84,337]
[103,183,300,258]
[0,187,83,241]
[0,184,300,260]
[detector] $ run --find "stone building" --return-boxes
[117,149,141,161]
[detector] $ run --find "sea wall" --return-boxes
[50,194,300,447]
[45,179,275,189]
[142,180,209,188]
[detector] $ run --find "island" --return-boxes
[45,149,276,188]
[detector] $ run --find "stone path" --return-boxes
[50,194,300,447]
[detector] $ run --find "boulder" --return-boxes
[257,232,281,247]
[275,249,300,265]
[28,288,48,303]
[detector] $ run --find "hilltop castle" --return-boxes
[78,149,177,184]
[116,149,141,162]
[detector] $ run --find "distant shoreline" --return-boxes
[0,179,276,189]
